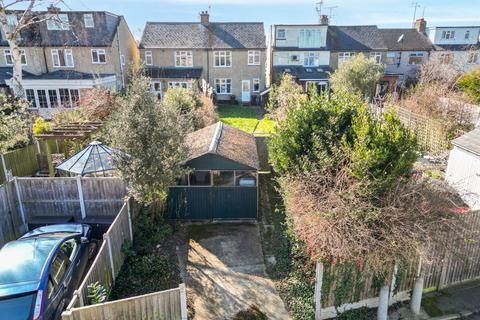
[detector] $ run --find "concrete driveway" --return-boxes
[181,223,290,320]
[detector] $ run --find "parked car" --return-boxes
[0,224,93,320]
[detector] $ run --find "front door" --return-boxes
[241,80,251,103]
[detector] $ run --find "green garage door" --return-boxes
[167,187,257,220]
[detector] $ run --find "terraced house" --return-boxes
[0,7,138,117]
[139,11,266,104]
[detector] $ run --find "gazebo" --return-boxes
[56,141,118,176]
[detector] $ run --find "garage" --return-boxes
[168,122,259,220]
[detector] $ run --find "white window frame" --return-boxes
[370,52,382,64]
[276,28,286,40]
[214,51,232,67]
[145,51,153,66]
[299,28,322,48]
[151,81,162,99]
[338,52,354,65]
[252,78,260,92]
[168,81,191,89]
[248,50,260,65]
[303,52,320,67]
[25,89,36,109]
[441,30,455,40]
[408,52,425,65]
[57,88,80,108]
[215,78,232,94]
[51,49,74,68]
[91,49,106,64]
[175,51,193,67]
[46,13,69,30]
[4,49,27,66]
[467,52,479,64]
[84,14,94,28]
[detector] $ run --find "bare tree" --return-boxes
[0,0,64,97]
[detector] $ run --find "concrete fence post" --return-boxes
[314,261,324,320]
[377,285,390,320]
[76,175,86,219]
[104,234,116,280]
[127,199,133,241]
[180,283,188,320]
[13,177,27,232]
[411,257,424,315]
[389,264,398,303]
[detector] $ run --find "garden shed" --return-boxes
[168,122,259,220]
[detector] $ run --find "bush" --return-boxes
[458,67,480,103]
[0,95,30,153]
[87,282,107,305]
[267,74,307,121]
[232,305,268,320]
[32,117,51,135]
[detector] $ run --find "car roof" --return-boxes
[21,224,85,239]
[0,237,63,295]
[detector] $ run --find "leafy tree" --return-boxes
[330,53,384,101]
[267,74,307,120]
[104,70,189,205]
[0,95,30,153]
[457,67,480,103]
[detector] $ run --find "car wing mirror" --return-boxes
[81,236,89,244]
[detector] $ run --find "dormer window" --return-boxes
[84,14,94,28]
[47,14,69,30]
[276,29,286,40]
[441,30,455,40]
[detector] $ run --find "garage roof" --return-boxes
[186,122,259,170]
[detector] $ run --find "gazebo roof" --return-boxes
[56,141,117,175]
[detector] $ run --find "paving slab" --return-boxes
[183,223,290,320]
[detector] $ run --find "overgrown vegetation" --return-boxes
[0,94,31,153]
[458,67,480,103]
[87,281,107,305]
[267,74,307,121]
[232,305,268,320]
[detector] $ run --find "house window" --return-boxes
[70,89,80,106]
[4,49,26,65]
[151,81,162,99]
[175,51,193,67]
[304,52,320,66]
[214,51,232,67]
[189,171,211,186]
[37,90,48,108]
[47,13,69,30]
[408,52,424,65]
[84,14,94,28]
[386,52,397,65]
[48,89,59,108]
[6,15,18,28]
[441,30,455,40]
[25,89,35,108]
[215,78,232,94]
[248,50,260,65]
[168,81,191,89]
[370,52,382,64]
[338,52,354,66]
[91,49,106,64]
[465,30,470,40]
[467,52,479,64]
[439,53,454,64]
[145,51,152,66]
[52,49,74,67]
[58,88,79,107]
[276,28,286,40]
[253,79,260,92]
[212,171,235,186]
[299,29,321,48]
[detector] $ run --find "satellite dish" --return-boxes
[397,34,404,43]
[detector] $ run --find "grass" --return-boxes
[422,295,444,317]
[217,104,276,136]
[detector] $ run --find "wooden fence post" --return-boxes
[76,176,86,220]
[13,177,26,232]
[314,261,324,320]
[104,234,116,279]
[127,199,133,241]
[438,254,450,289]
[180,283,188,320]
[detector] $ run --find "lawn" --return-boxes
[217,105,275,136]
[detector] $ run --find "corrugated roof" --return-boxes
[378,28,435,51]
[452,129,480,156]
[185,122,259,170]
[140,22,266,49]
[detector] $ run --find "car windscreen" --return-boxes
[0,292,35,320]
[0,238,59,285]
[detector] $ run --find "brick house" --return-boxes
[139,11,266,104]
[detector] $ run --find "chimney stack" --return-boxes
[200,11,210,25]
[415,18,427,35]
[47,4,61,13]
[320,14,329,25]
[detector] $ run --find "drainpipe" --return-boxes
[116,21,126,90]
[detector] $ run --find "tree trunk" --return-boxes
[9,41,25,98]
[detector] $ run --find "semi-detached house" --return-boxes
[139,11,266,104]
[0,7,138,118]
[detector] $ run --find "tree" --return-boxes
[267,73,306,121]
[457,67,480,103]
[0,1,64,97]
[104,70,190,205]
[0,94,30,152]
[330,53,384,101]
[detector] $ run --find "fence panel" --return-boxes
[3,144,40,179]
[0,182,21,247]
[63,286,185,320]
[81,178,127,217]
[105,203,131,275]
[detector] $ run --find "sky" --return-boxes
[25,0,480,39]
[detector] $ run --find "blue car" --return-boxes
[0,224,93,320]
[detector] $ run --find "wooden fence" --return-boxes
[62,285,188,320]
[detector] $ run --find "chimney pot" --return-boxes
[200,11,210,25]
[320,14,329,25]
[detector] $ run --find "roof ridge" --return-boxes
[209,122,223,154]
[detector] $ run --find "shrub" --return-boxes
[267,74,307,121]
[232,305,268,320]
[458,67,480,103]
[87,282,107,305]
[32,117,51,135]
[0,95,30,153]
